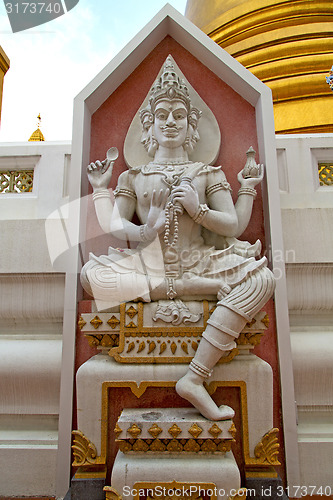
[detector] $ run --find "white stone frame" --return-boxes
[58,4,300,496]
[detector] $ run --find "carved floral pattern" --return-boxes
[72,430,98,466]
[254,428,280,465]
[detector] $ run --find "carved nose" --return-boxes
[166,112,176,125]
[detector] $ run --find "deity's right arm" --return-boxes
[91,187,115,233]
[91,170,137,236]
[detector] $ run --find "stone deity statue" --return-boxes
[81,56,275,421]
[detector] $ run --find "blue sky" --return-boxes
[0,0,187,141]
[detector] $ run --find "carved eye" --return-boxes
[156,112,167,120]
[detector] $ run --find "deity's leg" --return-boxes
[176,267,275,420]
[176,306,243,420]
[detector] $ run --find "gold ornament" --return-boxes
[90,316,103,329]
[208,423,222,438]
[114,423,123,438]
[168,424,182,438]
[148,341,156,353]
[107,315,120,329]
[254,428,280,465]
[127,342,135,353]
[126,321,137,328]
[167,439,183,452]
[117,440,132,453]
[126,305,138,318]
[150,438,166,452]
[201,439,217,452]
[183,439,201,452]
[78,316,86,330]
[159,342,167,354]
[229,422,237,439]
[133,439,149,452]
[262,314,269,328]
[188,423,203,439]
[72,430,97,466]
[148,423,163,438]
[104,486,122,500]
[127,423,142,439]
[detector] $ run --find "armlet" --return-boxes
[114,187,137,201]
[206,181,232,197]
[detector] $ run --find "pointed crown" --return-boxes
[149,55,191,112]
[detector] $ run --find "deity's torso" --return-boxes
[127,161,227,250]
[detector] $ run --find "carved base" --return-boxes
[78,302,268,363]
[116,407,236,454]
[111,450,240,500]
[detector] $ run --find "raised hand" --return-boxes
[87,159,114,191]
[237,164,264,189]
[146,189,169,234]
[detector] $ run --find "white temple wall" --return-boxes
[0,133,332,496]
[276,133,333,490]
[0,141,70,497]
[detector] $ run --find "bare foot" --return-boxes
[176,372,235,421]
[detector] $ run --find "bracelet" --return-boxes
[237,186,257,199]
[140,224,157,242]
[92,189,110,201]
[192,203,209,224]
[92,189,110,202]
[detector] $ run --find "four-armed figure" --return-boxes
[81,56,275,421]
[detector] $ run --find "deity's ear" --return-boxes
[124,55,221,169]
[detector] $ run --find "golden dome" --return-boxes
[29,128,45,142]
[185,0,333,133]
[28,113,45,141]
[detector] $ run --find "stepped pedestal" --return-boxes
[107,408,242,500]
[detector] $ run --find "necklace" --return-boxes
[164,201,179,248]
[150,159,192,166]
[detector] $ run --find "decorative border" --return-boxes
[78,303,268,364]
[116,437,234,454]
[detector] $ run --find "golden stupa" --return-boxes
[185,0,333,133]
[29,113,45,141]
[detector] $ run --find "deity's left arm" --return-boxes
[233,168,263,237]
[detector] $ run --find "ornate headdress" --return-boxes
[140,55,202,128]
[148,55,191,112]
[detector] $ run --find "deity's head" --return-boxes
[140,56,202,157]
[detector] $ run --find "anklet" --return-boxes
[189,359,212,378]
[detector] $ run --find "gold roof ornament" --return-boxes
[28,113,45,141]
